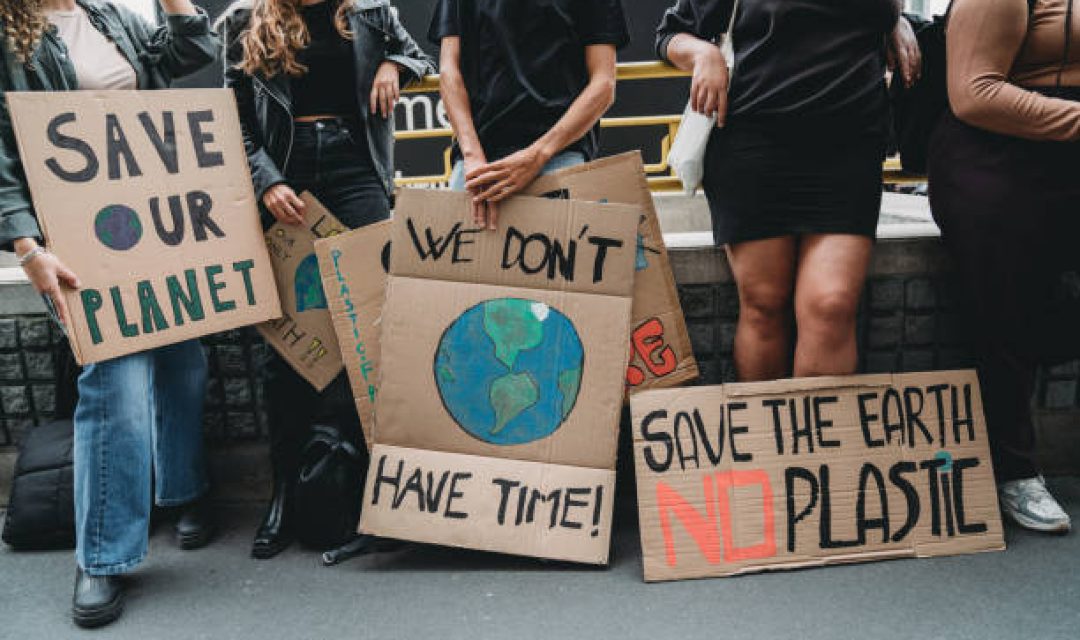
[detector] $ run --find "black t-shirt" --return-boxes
[292,0,359,118]
[657,0,900,136]
[429,0,630,161]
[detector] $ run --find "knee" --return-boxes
[800,290,860,333]
[738,284,792,331]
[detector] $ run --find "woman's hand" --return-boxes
[262,183,305,225]
[888,16,922,89]
[690,45,730,125]
[16,239,79,328]
[370,61,402,119]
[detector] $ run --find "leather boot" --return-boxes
[72,567,124,628]
[251,476,293,559]
[175,496,216,550]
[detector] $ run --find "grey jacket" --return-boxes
[218,0,436,202]
[0,0,219,250]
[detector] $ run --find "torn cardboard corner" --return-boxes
[315,220,391,446]
[527,152,698,392]
[6,89,281,364]
[630,370,1005,582]
[362,189,640,564]
[257,193,347,391]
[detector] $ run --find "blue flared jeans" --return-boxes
[73,340,209,576]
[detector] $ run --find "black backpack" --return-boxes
[2,340,80,550]
[2,419,76,550]
[290,425,368,550]
[890,0,1038,174]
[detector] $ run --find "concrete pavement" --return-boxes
[2,477,1080,640]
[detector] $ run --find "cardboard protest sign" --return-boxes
[314,220,391,445]
[631,371,1005,582]
[7,90,280,364]
[527,153,698,392]
[361,189,639,564]
[257,193,346,391]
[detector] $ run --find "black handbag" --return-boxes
[290,425,368,550]
[2,419,76,550]
[2,338,80,551]
[890,1,1037,174]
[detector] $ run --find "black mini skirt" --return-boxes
[702,119,887,246]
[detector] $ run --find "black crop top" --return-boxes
[292,0,359,118]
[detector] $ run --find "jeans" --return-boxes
[74,340,209,575]
[448,151,586,191]
[265,118,391,467]
[276,118,391,229]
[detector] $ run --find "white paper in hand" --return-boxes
[667,105,717,196]
[666,0,739,196]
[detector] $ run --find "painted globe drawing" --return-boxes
[94,204,142,251]
[434,298,584,446]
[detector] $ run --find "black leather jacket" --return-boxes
[219,0,435,202]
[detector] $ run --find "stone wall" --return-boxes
[2,237,1079,472]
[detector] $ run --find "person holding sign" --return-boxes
[656,0,919,381]
[0,0,218,629]
[431,0,630,228]
[219,0,434,559]
[928,0,1080,533]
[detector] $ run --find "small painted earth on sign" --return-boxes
[294,253,328,312]
[434,298,584,445]
[94,204,143,251]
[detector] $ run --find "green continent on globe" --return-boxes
[489,372,539,435]
[557,367,582,419]
[482,298,544,369]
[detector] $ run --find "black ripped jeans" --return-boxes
[263,118,391,475]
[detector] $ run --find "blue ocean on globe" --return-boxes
[94,204,142,251]
[434,298,584,446]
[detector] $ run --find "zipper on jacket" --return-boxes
[253,75,295,176]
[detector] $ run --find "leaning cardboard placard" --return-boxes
[527,152,698,392]
[362,189,639,564]
[257,193,346,391]
[630,370,1005,582]
[314,220,391,446]
[7,90,281,364]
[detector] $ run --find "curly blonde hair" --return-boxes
[0,0,48,66]
[240,0,354,78]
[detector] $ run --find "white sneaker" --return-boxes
[999,476,1072,533]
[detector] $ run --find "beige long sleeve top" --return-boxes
[948,0,1080,141]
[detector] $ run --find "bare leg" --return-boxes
[726,237,798,381]
[792,234,873,377]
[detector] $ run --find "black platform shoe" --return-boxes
[175,497,216,550]
[252,478,293,559]
[72,568,124,628]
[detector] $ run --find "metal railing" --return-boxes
[394,61,920,192]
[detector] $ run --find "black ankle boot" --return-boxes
[252,478,293,559]
[73,567,124,628]
[176,496,216,550]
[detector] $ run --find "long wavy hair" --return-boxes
[240,0,354,78]
[0,0,48,66]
